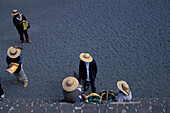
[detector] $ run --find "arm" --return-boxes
[13,17,19,27]
[78,61,83,82]
[17,54,22,64]
[6,55,10,65]
[93,60,97,75]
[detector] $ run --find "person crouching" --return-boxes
[116,81,132,102]
[62,77,82,103]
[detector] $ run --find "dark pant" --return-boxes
[83,80,96,93]
[18,29,30,43]
[0,83,4,96]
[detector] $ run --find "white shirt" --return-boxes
[16,14,22,21]
[116,90,132,102]
[85,62,90,81]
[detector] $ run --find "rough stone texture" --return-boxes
[0,0,169,110]
[0,98,169,113]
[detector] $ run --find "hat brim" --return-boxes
[79,53,93,62]
[7,47,21,58]
[62,77,79,92]
[117,81,130,95]
[11,12,20,15]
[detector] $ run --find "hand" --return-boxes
[20,21,26,24]
[8,64,12,68]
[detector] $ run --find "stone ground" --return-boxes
[0,98,170,113]
[0,0,169,112]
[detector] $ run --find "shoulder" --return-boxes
[6,55,10,59]
[13,16,17,20]
[74,89,81,94]
[80,60,85,64]
[22,14,26,18]
[91,59,97,65]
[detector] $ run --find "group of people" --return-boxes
[0,9,31,100]
[0,10,132,103]
[62,53,132,103]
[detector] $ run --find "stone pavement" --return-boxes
[0,98,169,113]
[0,0,169,112]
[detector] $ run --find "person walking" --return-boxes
[78,53,97,93]
[11,9,32,46]
[115,81,132,102]
[6,46,28,87]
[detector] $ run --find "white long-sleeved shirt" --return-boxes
[116,90,132,102]
[85,62,90,81]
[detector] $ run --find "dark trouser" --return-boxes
[0,83,4,96]
[83,80,96,93]
[18,29,30,43]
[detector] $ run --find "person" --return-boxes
[62,77,82,103]
[6,46,28,88]
[78,53,97,93]
[11,9,32,46]
[115,81,132,102]
[0,79,5,101]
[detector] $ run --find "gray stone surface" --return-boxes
[0,0,169,112]
[0,98,169,113]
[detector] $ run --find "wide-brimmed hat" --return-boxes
[11,9,20,15]
[7,46,21,58]
[62,77,79,92]
[79,53,93,62]
[117,81,130,95]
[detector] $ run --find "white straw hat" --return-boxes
[117,81,130,95]
[11,9,20,15]
[62,77,79,92]
[7,46,21,58]
[79,53,93,62]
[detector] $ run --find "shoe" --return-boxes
[22,43,24,46]
[26,41,32,43]
[14,80,19,84]
[1,93,5,99]
[23,82,28,88]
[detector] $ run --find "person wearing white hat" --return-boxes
[78,53,97,93]
[6,46,28,88]
[11,9,32,46]
[62,77,82,103]
[115,81,132,102]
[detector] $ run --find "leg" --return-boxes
[18,31,25,45]
[14,72,20,83]
[17,65,28,87]
[90,80,96,93]
[83,80,89,92]
[0,83,4,97]
[24,30,32,43]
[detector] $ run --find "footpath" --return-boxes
[0,97,169,113]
